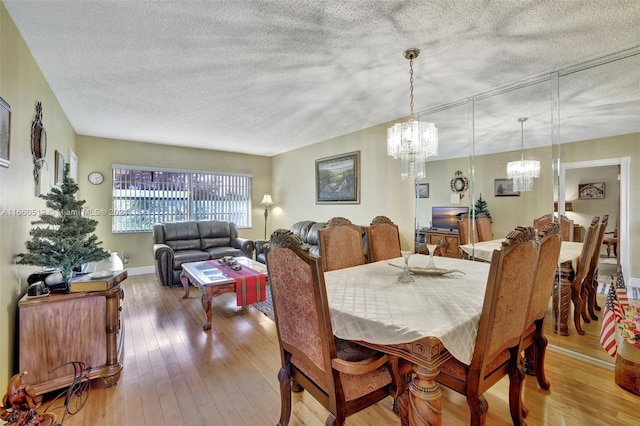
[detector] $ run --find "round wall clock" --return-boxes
[88,171,104,185]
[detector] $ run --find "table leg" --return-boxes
[201,288,213,331]
[404,364,442,426]
[179,270,190,299]
[552,262,573,336]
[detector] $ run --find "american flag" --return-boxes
[614,264,629,313]
[600,284,620,357]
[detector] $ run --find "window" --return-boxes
[112,165,252,233]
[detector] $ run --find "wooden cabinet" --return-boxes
[18,272,126,395]
[422,230,461,258]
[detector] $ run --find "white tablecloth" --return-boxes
[324,255,490,365]
[459,239,582,269]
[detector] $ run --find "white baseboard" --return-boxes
[547,344,614,371]
[125,265,155,276]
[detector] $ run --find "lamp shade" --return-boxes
[260,194,273,207]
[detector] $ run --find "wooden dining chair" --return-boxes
[458,213,478,245]
[366,216,402,262]
[318,217,365,271]
[476,213,493,242]
[264,229,396,426]
[580,214,609,323]
[554,216,599,336]
[521,223,562,398]
[435,225,539,426]
[533,213,573,242]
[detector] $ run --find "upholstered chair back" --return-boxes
[318,217,365,271]
[575,216,600,285]
[477,226,539,362]
[366,216,402,262]
[265,229,394,425]
[588,215,609,273]
[458,214,478,245]
[525,223,562,327]
[266,230,330,378]
[533,213,573,241]
[476,213,493,242]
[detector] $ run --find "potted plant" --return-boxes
[17,164,109,290]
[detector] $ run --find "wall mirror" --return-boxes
[414,46,639,366]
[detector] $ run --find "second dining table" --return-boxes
[460,239,584,335]
[324,254,491,426]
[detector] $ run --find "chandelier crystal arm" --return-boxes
[506,117,540,192]
[387,48,438,180]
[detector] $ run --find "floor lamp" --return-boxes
[260,194,273,239]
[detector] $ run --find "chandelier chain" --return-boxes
[409,56,414,118]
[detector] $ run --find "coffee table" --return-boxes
[180,257,267,330]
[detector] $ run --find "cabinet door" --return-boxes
[20,296,107,389]
[443,234,461,258]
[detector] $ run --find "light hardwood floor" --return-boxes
[39,273,639,425]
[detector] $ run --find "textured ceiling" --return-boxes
[4,1,640,158]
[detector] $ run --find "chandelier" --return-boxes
[387,48,438,180]
[506,117,540,192]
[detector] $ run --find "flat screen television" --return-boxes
[431,206,469,231]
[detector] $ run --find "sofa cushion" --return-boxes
[163,221,201,251]
[172,250,211,269]
[290,221,315,241]
[205,247,245,259]
[305,222,326,256]
[198,220,234,250]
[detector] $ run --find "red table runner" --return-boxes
[207,260,266,306]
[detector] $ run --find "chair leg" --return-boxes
[571,282,585,335]
[509,354,526,426]
[534,334,551,390]
[580,285,591,323]
[466,392,489,426]
[277,367,292,426]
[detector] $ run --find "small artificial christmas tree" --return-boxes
[17,163,110,284]
[473,193,492,222]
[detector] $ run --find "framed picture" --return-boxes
[315,151,360,204]
[416,183,429,198]
[579,182,605,199]
[0,97,11,168]
[55,150,65,185]
[494,178,520,197]
[68,148,79,182]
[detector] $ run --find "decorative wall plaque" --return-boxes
[450,170,469,199]
[31,101,47,187]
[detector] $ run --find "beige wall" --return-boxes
[273,130,640,280]
[76,136,272,268]
[270,121,417,249]
[566,165,619,236]
[0,3,77,385]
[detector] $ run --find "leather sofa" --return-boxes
[255,219,368,264]
[255,220,327,263]
[153,220,254,286]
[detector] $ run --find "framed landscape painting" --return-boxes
[494,178,519,197]
[315,151,360,204]
[416,183,429,198]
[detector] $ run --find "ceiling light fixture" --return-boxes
[506,117,540,192]
[387,48,438,180]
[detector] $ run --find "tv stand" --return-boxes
[419,229,461,258]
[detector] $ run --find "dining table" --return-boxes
[460,239,584,335]
[324,254,491,426]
